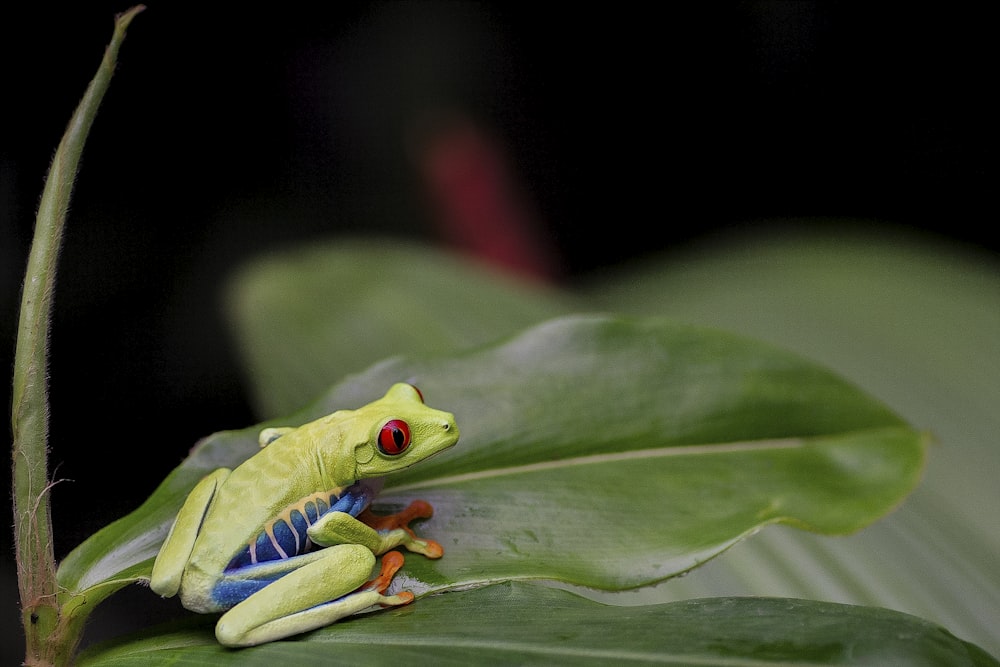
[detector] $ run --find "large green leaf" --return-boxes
[214,232,998,660]
[583,225,1000,657]
[77,583,996,666]
[57,315,923,607]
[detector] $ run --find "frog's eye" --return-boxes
[378,419,411,455]
[410,384,424,403]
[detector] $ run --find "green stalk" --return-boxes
[11,7,144,666]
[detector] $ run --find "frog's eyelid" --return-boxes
[402,378,424,403]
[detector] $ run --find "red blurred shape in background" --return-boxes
[415,116,562,283]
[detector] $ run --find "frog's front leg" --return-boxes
[309,501,443,559]
[359,499,444,559]
[215,546,410,647]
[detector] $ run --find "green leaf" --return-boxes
[582,225,1000,657]
[58,315,924,606]
[77,583,997,666]
[224,238,581,417]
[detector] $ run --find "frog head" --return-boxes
[351,383,459,478]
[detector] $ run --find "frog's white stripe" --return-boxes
[265,526,289,560]
[389,437,805,492]
[285,515,302,552]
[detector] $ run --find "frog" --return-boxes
[149,383,459,647]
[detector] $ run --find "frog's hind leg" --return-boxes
[214,545,410,647]
[150,468,231,598]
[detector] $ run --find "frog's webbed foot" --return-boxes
[358,550,414,607]
[359,500,443,559]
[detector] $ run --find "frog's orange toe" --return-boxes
[407,499,434,520]
[359,550,406,595]
[381,550,405,573]
[362,499,435,532]
[378,590,415,608]
[421,539,444,559]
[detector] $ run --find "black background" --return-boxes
[1,2,995,655]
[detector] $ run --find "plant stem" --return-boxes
[11,7,144,666]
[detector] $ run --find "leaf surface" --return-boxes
[582,226,1000,657]
[58,316,924,605]
[77,583,997,666]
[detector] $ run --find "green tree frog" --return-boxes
[149,383,459,647]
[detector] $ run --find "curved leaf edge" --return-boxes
[75,582,999,666]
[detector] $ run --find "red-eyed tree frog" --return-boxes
[149,383,459,647]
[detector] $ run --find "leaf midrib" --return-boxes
[388,436,807,491]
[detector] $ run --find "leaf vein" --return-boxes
[390,437,804,491]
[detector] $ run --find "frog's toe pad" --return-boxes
[379,591,415,608]
[413,538,444,559]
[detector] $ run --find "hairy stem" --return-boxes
[11,7,144,666]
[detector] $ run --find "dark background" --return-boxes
[1,2,995,656]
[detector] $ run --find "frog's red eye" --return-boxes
[378,419,411,455]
